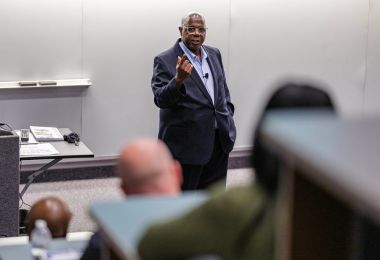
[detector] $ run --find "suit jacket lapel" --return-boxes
[205,49,219,103]
[189,71,214,105]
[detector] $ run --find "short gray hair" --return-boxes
[181,12,206,27]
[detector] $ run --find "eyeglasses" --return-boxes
[184,26,207,34]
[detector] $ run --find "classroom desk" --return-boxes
[260,111,380,260]
[20,128,94,198]
[90,192,208,260]
[0,238,87,260]
[20,128,93,161]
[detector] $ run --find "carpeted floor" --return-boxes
[19,168,254,233]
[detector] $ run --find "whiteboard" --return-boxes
[0,0,378,158]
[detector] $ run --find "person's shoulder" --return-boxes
[222,184,261,201]
[203,45,220,55]
[205,183,265,211]
[157,46,175,58]
[207,180,262,199]
[155,40,180,59]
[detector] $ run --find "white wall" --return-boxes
[364,0,380,116]
[0,0,378,157]
[0,0,83,134]
[229,0,370,146]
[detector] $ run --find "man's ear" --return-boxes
[173,160,183,185]
[178,27,183,36]
[120,182,128,196]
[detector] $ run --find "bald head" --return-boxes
[27,196,72,238]
[181,11,206,27]
[117,138,181,196]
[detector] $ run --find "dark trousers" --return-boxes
[181,130,229,191]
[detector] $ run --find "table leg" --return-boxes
[19,158,62,198]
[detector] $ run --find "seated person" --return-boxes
[137,82,336,260]
[26,196,72,238]
[80,138,182,260]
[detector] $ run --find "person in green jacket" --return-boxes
[138,82,336,260]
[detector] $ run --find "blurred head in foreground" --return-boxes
[27,196,72,238]
[252,83,335,196]
[80,139,182,260]
[117,138,182,196]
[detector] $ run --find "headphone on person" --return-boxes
[63,132,80,146]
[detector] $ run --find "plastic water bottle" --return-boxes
[31,219,52,259]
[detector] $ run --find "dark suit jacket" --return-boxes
[152,39,236,164]
[80,231,102,260]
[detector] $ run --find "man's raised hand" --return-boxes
[175,54,193,86]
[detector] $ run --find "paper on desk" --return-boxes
[20,143,59,156]
[30,126,64,141]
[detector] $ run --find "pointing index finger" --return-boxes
[179,54,188,66]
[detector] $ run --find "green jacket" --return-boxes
[138,183,275,260]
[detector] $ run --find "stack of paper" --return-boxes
[30,126,64,142]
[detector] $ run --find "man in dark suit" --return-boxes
[151,12,236,190]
